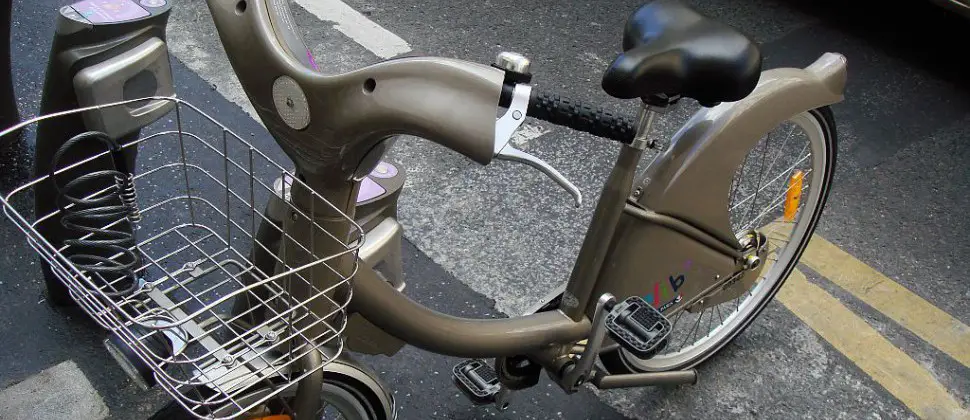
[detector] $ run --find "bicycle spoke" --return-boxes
[705,305,716,340]
[669,310,686,339]
[729,154,811,212]
[739,170,813,232]
[760,123,798,191]
[740,131,773,229]
[679,310,705,351]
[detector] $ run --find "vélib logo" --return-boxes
[646,274,686,312]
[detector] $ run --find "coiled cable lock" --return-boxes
[50,131,142,298]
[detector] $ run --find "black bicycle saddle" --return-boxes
[601,0,762,106]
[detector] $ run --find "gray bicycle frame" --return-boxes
[206,0,847,359]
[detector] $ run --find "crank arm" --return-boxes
[495,83,582,207]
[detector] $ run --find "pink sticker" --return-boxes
[357,177,386,203]
[306,50,321,72]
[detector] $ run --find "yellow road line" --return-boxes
[777,269,970,420]
[799,235,970,368]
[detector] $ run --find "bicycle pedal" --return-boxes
[453,359,501,405]
[605,296,672,359]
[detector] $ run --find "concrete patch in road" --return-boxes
[0,360,108,420]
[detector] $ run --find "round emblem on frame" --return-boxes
[272,75,310,130]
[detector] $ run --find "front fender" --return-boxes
[637,52,847,246]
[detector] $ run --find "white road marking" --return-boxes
[0,361,108,420]
[292,0,412,59]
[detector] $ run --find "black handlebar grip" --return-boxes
[527,90,637,144]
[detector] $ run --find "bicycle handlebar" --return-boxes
[499,84,637,144]
[528,91,637,144]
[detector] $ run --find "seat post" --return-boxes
[630,103,661,150]
[631,93,682,150]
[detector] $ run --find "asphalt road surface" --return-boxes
[1,0,969,419]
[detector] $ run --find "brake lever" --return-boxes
[496,146,582,207]
[494,84,583,207]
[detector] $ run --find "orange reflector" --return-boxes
[784,170,804,221]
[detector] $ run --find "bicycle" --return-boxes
[0,0,846,418]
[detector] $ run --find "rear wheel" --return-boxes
[601,107,838,373]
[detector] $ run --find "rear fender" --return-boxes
[636,52,847,240]
[587,53,846,316]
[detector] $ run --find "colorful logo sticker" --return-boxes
[645,260,691,312]
[645,274,685,311]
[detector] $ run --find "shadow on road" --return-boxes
[782,0,970,94]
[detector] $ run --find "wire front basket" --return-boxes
[0,97,363,419]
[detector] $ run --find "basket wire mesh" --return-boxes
[0,97,364,419]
